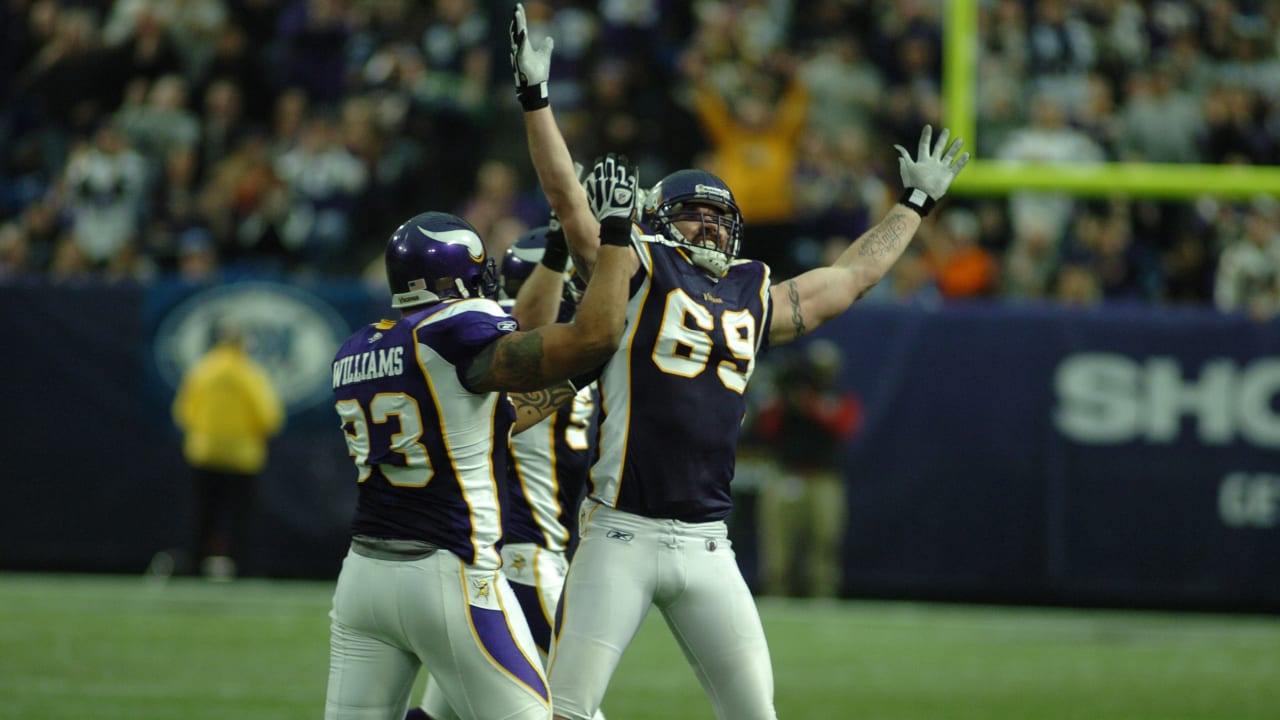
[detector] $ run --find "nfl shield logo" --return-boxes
[705,540,717,552]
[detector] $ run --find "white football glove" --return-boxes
[893,125,970,216]
[584,153,638,223]
[585,153,638,247]
[509,3,553,111]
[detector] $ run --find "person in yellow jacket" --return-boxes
[172,321,284,579]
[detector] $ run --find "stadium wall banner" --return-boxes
[0,280,1275,611]
[815,303,1280,612]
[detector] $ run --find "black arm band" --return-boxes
[517,82,549,111]
[898,187,937,217]
[598,217,632,247]
[540,229,569,271]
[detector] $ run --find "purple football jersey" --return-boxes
[590,238,773,522]
[331,298,519,568]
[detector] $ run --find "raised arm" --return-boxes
[767,125,970,345]
[509,216,571,331]
[467,154,640,395]
[510,3,603,277]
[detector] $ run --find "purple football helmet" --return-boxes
[385,212,498,308]
[500,226,549,301]
[501,226,581,322]
[645,169,744,277]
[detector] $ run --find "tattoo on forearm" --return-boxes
[786,279,806,338]
[570,249,593,281]
[512,381,576,423]
[490,332,545,388]
[856,214,911,259]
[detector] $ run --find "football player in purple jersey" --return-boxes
[412,225,605,720]
[509,5,970,719]
[325,192,637,719]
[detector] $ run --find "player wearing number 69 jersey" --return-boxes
[510,4,970,719]
[324,209,635,720]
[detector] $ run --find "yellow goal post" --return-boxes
[942,0,1280,199]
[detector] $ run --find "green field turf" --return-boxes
[1,573,1277,720]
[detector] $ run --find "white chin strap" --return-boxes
[675,227,729,277]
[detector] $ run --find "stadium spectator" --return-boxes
[1162,232,1215,305]
[1118,63,1204,164]
[926,207,998,300]
[1001,217,1059,301]
[174,227,220,283]
[172,320,284,580]
[0,0,1277,318]
[277,0,352,107]
[59,122,149,273]
[751,339,862,599]
[456,158,530,259]
[996,91,1106,247]
[0,222,32,279]
[1200,84,1277,166]
[273,114,368,272]
[1025,0,1096,106]
[1053,258,1102,307]
[1214,196,1280,320]
[683,46,809,268]
[793,126,889,258]
[197,77,250,180]
[798,35,883,139]
[114,73,201,163]
[1090,206,1164,303]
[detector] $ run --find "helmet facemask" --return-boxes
[646,170,744,278]
[660,203,742,277]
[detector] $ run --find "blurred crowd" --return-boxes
[1,0,1278,318]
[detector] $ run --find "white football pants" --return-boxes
[548,500,777,720]
[324,547,550,720]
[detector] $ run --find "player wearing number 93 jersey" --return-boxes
[324,210,634,720]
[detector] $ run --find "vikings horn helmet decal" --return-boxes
[385,212,499,308]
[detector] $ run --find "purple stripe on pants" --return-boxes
[469,605,549,701]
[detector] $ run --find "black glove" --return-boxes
[509,3,552,111]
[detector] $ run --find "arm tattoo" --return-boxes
[467,333,545,391]
[786,279,806,338]
[491,332,546,388]
[510,381,577,425]
[569,249,593,281]
[856,214,911,259]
